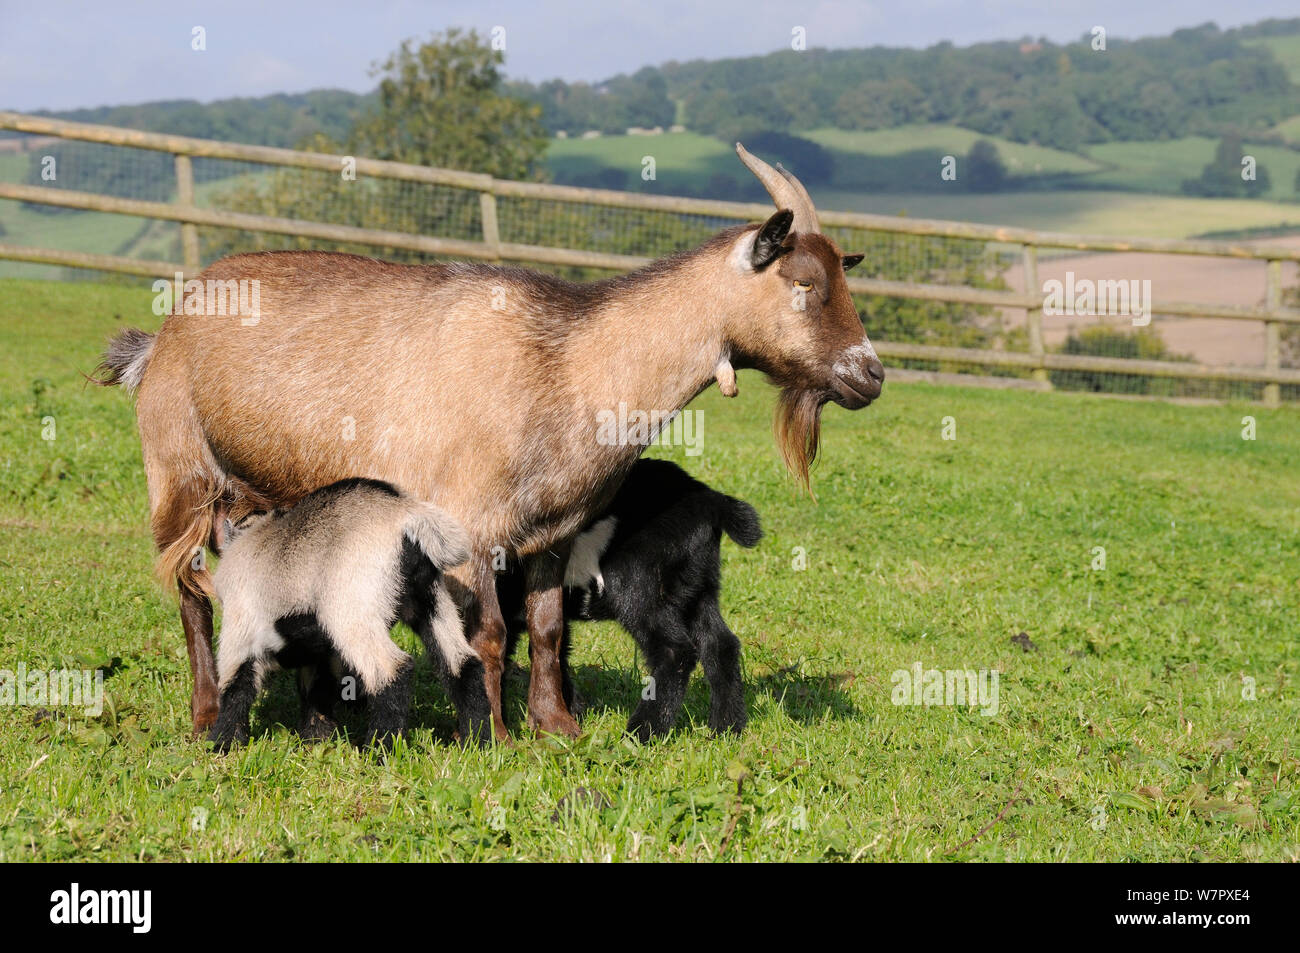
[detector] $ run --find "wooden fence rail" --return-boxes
[2,110,1298,403]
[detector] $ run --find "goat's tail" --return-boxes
[152,477,223,599]
[403,503,472,571]
[92,327,156,393]
[720,496,763,548]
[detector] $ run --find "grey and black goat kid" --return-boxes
[208,478,491,750]
[499,460,763,741]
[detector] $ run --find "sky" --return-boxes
[1,0,1296,112]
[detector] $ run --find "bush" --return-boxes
[1050,326,1187,394]
[965,140,1007,193]
[1181,135,1272,198]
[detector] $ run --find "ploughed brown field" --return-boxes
[999,236,1300,367]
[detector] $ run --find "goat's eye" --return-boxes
[793,280,813,291]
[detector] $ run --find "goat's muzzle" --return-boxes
[830,352,885,409]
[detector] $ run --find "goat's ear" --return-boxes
[842,254,864,272]
[751,209,794,270]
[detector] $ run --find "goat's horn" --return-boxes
[775,162,820,234]
[735,142,820,234]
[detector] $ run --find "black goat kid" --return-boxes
[498,460,762,740]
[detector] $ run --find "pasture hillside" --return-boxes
[1246,34,1300,83]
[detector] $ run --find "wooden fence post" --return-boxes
[479,190,501,261]
[1023,243,1049,387]
[1265,259,1281,408]
[175,154,200,276]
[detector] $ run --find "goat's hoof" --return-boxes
[626,718,663,744]
[208,727,247,753]
[297,712,339,742]
[708,717,747,737]
[456,721,494,748]
[529,713,581,739]
[364,729,403,754]
[192,705,220,738]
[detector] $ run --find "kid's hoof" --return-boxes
[626,716,662,744]
[365,730,402,753]
[298,712,339,742]
[208,726,248,752]
[708,716,747,737]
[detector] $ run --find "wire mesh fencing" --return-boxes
[2,114,1298,404]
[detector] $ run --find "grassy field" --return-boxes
[545,129,1300,237]
[545,125,1102,192]
[545,130,737,192]
[0,278,1297,862]
[5,126,1299,277]
[1274,115,1300,146]
[805,125,1102,187]
[817,187,1300,238]
[1083,138,1300,200]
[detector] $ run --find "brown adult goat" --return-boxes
[97,145,884,740]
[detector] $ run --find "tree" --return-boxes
[1181,135,1271,198]
[965,139,1007,192]
[349,28,547,180]
[206,30,549,264]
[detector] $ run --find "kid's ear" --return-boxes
[213,517,235,555]
[842,254,864,272]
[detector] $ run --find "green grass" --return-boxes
[2,280,1299,862]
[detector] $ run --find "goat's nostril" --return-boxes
[866,359,885,384]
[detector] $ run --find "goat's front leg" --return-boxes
[523,548,580,738]
[464,556,512,741]
[627,615,698,742]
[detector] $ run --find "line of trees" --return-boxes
[511,20,1299,148]
[14,19,1298,158]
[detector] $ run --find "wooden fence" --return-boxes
[2,110,1299,405]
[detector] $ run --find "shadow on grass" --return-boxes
[240,651,858,748]
[244,663,463,749]
[510,656,858,734]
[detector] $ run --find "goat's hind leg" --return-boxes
[324,616,414,750]
[209,656,264,751]
[697,605,747,736]
[296,659,342,742]
[363,656,413,751]
[411,589,493,745]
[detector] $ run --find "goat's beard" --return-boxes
[775,387,824,495]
